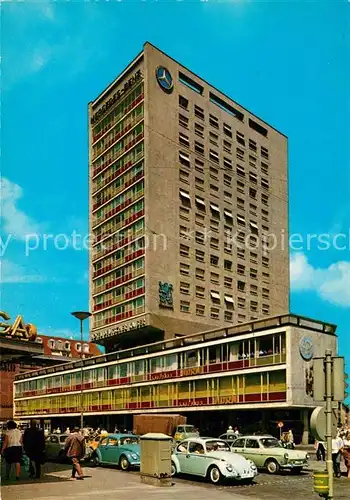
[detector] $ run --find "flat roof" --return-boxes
[91,41,287,138]
[0,337,44,356]
[14,313,336,381]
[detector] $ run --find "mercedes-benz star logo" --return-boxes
[156,66,173,93]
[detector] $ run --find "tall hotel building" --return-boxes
[89,43,289,352]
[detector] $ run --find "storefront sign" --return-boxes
[214,395,238,405]
[182,366,203,377]
[91,316,147,341]
[0,311,37,341]
[91,69,143,124]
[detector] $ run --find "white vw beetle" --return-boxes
[171,437,258,484]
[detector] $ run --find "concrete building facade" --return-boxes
[89,42,289,351]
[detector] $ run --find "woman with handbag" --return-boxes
[1,420,23,480]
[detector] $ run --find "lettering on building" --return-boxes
[0,311,37,342]
[91,317,147,341]
[182,367,203,377]
[91,70,143,124]
[214,395,238,405]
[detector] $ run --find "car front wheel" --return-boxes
[265,459,280,474]
[208,465,222,484]
[119,455,130,471]
[90,453,100,467]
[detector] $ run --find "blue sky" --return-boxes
[1,1,349,379]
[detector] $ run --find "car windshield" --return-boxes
[119,436,139,445]
[260,438,282,448]
[206,440,231,452]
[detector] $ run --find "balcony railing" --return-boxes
[92,221,144,263]
[92,171,144,212]
[93,266,144,295]
[93,248,144,279]
[92,111,144,161]
[92,151,144,194]
[92,132,144,178]
[94,214,144,249]
[93,305,145,329]
[94,286,145,312]
[92,92,144,144]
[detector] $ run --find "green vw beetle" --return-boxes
[231,435,309,474]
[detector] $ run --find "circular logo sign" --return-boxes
[299,336,314,361]
[155,66,173,93]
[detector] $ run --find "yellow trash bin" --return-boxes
[313,471,329,496]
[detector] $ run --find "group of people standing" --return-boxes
[315,427,350,479]
[1,420,87,481]
[1,420,45,480]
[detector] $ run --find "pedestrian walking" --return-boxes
[233,426,240,437]
[342,432,350,479]
[287,430,295,449]
[332,434,343,478]
[64,427,86,480]
[1,420,23,480]
[23,420,46,479]
[316,440,326,461]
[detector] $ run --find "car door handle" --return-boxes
[186,454,191,458]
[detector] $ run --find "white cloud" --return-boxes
[0,259,45,284]
[1,177,43,240]
[290,253,350,307]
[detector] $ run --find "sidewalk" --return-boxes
[1,464,263,500]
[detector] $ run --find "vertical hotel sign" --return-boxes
[91,69,143,125]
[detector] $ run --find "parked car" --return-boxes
[219,433,238,445]
[171,437,258,485]
[230,435,309,474]
[45,433,69,462]
[90,433,140,470]
[174,425,199,442]
[85,434,102,459]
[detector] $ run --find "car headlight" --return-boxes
[249,461,257,469]
[131,453,138,460]
[306,454,310,460]
[284,453,289,460]
[226,464,233,472]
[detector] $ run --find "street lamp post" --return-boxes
[71,311,91,431]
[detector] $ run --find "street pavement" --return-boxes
[1,460,349,500]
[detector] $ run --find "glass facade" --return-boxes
[91,80,145,331]
[14,332,287,417]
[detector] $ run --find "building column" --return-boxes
[262,410,269,434]
[301,409,309,445]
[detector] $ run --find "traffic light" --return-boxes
[332,357,346,402]
[313,358,325,402]
[344,372,349,401]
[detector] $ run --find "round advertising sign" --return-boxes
[299,336,314,361]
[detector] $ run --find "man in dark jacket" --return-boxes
[65,427,85,480]
[23,420,46,479]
